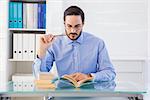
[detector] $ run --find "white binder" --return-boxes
[17,34,23,59]
[23,3,27,28]
[35,34,42,55]
[23,34,29,60]
[28,34,35,60]
[26,4,34,28]
[13,33,18,59]
[33,4,38,29]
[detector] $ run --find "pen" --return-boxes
[54,34,66,37]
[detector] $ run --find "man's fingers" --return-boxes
[41,34,55,44]
[70,73,77,77]
[41,36,47,43]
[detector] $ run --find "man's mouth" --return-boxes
[69,33,78,36]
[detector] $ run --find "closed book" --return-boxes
[35,84,55,89]
[39,72,55,80]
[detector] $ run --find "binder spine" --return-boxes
[17,2,23,28]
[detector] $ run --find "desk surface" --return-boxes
[0,80,147,98]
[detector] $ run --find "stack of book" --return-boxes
[34,72,55,89]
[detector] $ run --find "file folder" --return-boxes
[13,2,18,28]
[17,34,23,59]
[33,4,38,29]
[43,4,46,29]
[13,33,18,59]
[28,34,35,60]
[23,34,29,60]
[23,3,27,28]
[26,4,34,29]
[17,2,23,28]
[9,2,14,28]
[38,4,41,29]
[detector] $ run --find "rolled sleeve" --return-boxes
[91,41,116,82]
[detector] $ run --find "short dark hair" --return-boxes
[64,6,85,23]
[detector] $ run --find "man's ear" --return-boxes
[82,22,84,26]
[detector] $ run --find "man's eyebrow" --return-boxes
[75,24,81,27]
[67,24,81,27]
[67,24,72,26]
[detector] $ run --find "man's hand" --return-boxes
[37,34,55,59]
[69,72,93,82]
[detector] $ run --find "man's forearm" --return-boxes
[91,70,116,82]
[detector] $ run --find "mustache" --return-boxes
[69,33,78,35]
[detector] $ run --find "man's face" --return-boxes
[64,15,84,40]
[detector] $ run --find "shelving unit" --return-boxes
[10,0,46,3]
[7,0,46,84]
[8,59,34,62]
[9,28,46,33]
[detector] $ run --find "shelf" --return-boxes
[8,59,34,62]
[9,28,46,33]
[10,0,46,3]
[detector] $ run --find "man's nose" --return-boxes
[71,28,76,33]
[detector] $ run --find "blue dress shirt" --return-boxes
[33,32,116,82]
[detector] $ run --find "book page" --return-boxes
[77,77,93,87]
[62,75,78,87]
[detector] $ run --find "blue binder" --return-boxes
[41,4,46,29]
[41,4,44,29]
[13,2,18,28]
[17,2,23,28]
[43,4,46,29]
[38,4,41,29]
[9,2,14,28]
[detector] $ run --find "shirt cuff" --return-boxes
[91,73,96,82]
[33,58,42,79]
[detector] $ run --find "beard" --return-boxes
[65,30,82,41]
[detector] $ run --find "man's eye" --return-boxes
[67,25,72,28]
[75,26,79,28]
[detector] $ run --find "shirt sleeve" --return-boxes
[32,50,55,79]
[91,40,116,82]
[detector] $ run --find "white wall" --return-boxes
[46,0,64,34]
[52,0,148,59]
[148,0,150,68]
[0,0,10,90]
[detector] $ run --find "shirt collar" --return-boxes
[65,32,84,45]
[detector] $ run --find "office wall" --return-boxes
[63,0,147,59]
[148,0,150,90]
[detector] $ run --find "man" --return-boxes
[33,6,116,83]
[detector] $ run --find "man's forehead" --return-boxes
[65,15,82,25]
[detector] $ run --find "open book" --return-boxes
[60,75,93,88]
